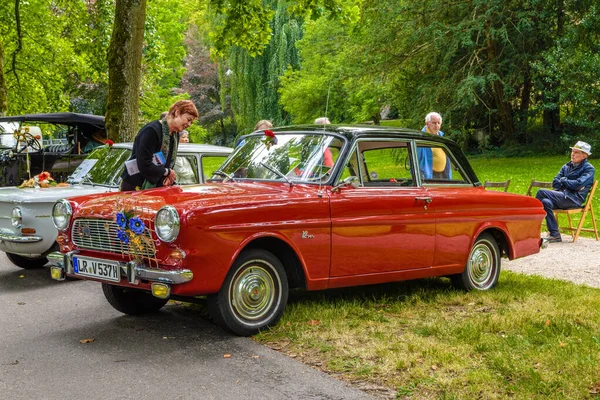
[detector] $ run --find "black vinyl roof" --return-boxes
[0,112,104,127]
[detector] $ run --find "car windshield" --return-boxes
[68,146,130,186]
[215,132,345,183]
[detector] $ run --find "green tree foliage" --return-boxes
[533,2,600,141]
[0,0,111,115]
[223,0,303,137]
[207,0,345,57]
[138,0,197,122]
[280,0,600,152]
[278,4,388,125]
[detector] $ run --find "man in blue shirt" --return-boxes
[418,112,451,179]
[536,141,595,243]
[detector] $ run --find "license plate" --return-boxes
[73,256,121,282]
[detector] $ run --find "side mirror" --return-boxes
[332,176,360,192]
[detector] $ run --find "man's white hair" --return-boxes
[425,112,442,123]
[314,117,331,124]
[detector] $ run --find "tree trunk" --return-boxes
[105,0,147,142]
[0,40,7,116]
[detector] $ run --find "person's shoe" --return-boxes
[547,234,562,243]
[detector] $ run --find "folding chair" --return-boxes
[554,180,599,242]
[526,179,553,197]
[484,179,511,192]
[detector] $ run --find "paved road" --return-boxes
[0,253,373,400]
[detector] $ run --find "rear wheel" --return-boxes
[451,233,500,291]
[208,249,288,336]
[6,253,48,269]
[102,283,168,315]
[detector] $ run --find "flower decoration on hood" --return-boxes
[18,171,58,189]
[115,209,153,262]
[129,216,145,235]
[262,129,278,150]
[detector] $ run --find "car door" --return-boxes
[329,139,435,277]
[416,140,476,268]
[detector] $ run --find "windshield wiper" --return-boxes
[260,162,293,187]
[213,169,235,182]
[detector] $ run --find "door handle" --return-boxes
[415,196,432,204]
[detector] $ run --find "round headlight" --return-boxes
[155,206,180,243]
[52,199,72,231]
[11,207,22,228]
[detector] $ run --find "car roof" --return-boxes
[249,124,456,146]
[112,142,233,153]
[0,112,105,127]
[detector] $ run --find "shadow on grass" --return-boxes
[287,276,456,307]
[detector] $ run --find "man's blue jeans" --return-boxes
[535,189,580,236]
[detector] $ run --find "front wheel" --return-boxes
[6,253,48,269]
[208,249,288,336]
[451,233,500,291]
[102,283,168,315]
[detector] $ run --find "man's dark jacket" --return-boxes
[551,158,595,206]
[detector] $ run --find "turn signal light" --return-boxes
[21,228,36,234]
[151,283,171,299]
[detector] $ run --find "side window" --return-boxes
[362,145,415,186]
[341,141,415,187]
[201,155,229,182]
[416,144,468,184]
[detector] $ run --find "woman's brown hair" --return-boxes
[168,100,199,118]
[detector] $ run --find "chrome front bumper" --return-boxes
[47,251,193,285]
[0,232,43,243]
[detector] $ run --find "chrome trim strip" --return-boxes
[0,232,43,243]
[135,267,193,284]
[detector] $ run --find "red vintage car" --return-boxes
[49,126,546,336]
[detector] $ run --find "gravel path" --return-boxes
[504,236,600,288]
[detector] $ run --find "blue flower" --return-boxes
[116,212,127,229]
[129,216,145,235]
[117,229,129,244]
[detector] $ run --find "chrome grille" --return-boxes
[71,218,155,257]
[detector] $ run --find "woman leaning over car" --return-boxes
[120,100,199,191]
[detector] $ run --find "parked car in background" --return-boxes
[0,142,232,269]
[48,125,546,336]
[0,113,107,187]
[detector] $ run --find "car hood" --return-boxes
[0,184,118,204]
[72,182,315,217]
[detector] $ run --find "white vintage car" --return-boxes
[0,142,232,269]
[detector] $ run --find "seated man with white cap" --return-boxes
[536,141,595,243]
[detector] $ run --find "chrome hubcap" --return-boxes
[231,265,275,321]
[468,241,495,288]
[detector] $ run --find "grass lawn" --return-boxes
[254,273,600,399]
[469,156,599,239]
